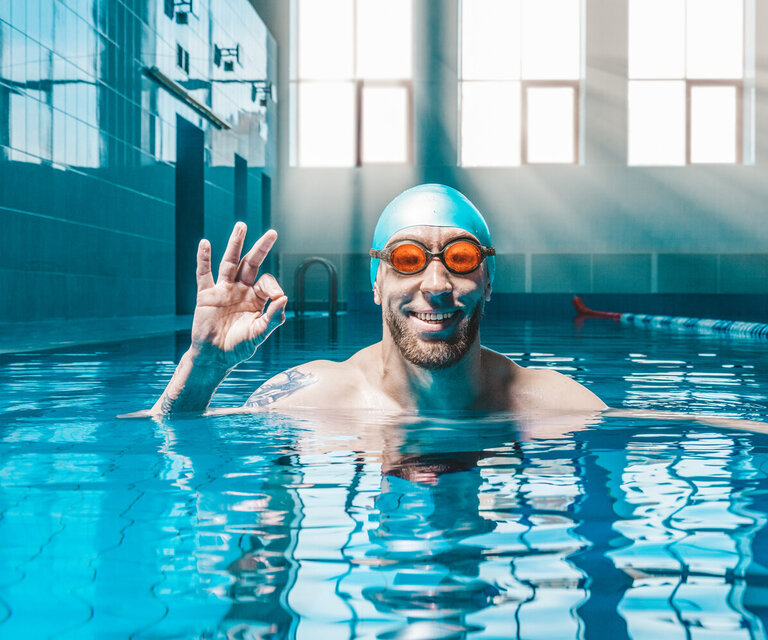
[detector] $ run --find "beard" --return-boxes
[384,303,483,370]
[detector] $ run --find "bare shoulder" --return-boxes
[514,365,606,411]
[244,350,376,410]
[482,349,605,411]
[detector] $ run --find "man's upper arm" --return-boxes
[244,361,342,409]
[244,366,320,408]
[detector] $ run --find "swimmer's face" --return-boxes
[374,226,492,369]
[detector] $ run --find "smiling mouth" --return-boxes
[411,311,459,324]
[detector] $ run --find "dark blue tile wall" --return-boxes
[0,0,277,321]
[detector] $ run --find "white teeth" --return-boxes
[414,311,455,322]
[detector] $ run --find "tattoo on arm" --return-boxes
[160,393,175,413]
[245,369,318,408]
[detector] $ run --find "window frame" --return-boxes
[457,0,584,168]
[627,0,748,166]
[290,0,414,168]
[521,80,580,165]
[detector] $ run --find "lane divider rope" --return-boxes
[573,296,768,340]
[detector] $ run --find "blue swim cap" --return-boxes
[370,184,495,288]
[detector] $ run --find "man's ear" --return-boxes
[373,282,382,305]
[485,281,492,302]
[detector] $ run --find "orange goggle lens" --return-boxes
[444,241,482,273]
[387,240,484,275]
[389,243,428,273]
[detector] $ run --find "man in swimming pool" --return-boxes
[152,184,605,415]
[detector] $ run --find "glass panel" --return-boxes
[628,0,685,79]
[628,80,685,166]
[687,0,743,79]
[298,82,356,166]
[25,94,42,159]
[298,0,354,80]
[9,93,26,153]
[522,0,581,80]
[461,0,521,80]
[52,108,67,166]
[526,86,575,163]
[460,81,521,166]
[690,85,737,163]
[356,0,412,79]
[361,85,408,163]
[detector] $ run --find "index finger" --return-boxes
[237,229,278,286]
[217,222,247,284]
[196,238,214,292]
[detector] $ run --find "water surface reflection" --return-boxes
[152,410,768,639]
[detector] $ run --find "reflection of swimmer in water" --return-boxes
[150,184,605,415]
[364,463,500,630]
[351,422,507,632]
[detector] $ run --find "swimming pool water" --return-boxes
[2,314,768,639]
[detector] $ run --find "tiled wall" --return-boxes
[0,0,277,322]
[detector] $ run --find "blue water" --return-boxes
[2,314,768,639]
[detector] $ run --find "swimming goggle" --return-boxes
[369,239,495,277]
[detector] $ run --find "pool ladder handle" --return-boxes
[293,257,338,317]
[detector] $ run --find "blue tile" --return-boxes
[0,579,91,638]
[1,0,275,322]
[531,254,592,294]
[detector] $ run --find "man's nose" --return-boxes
[419,257,453,294]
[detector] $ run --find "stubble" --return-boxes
[384,303,483,370]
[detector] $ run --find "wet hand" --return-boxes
[190,223,287,368]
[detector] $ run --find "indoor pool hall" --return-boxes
[3,1,768,638]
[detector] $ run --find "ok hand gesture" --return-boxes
[191,222,287,369]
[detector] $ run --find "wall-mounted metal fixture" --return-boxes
[174,0,195,23]
[250,81,276,107]
[143,66,231,130]
[214,44,241,72]
[294,258,338,317]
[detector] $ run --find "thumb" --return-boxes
[258,295,288,341]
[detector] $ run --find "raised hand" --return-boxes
[191,222,287,369]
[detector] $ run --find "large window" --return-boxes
[291,0,412,167]
[459,0,583,167]
[628,0,747,165]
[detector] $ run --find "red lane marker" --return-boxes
[572,296,622,321]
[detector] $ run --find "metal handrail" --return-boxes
[293,257,338,317]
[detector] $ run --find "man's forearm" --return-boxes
[152,348,232,415]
